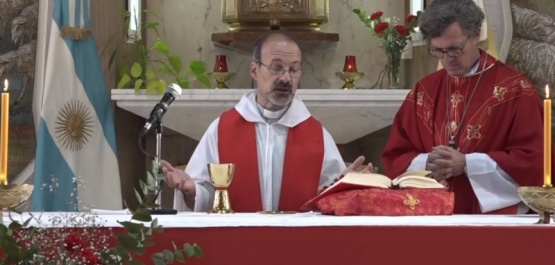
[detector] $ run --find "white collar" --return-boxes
[234,90,311,127]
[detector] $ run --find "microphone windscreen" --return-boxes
[167,83,182,99]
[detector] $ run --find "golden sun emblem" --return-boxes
[55,100,94,151]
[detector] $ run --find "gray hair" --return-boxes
[251,32,298,62]
[419,0,485,38]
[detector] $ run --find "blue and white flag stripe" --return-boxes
[33,0,122,211]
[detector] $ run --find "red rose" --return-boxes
[405,14,417,24]
[374,22,389,35]
[82,248,104,265]
[64,234,83,252]
[394,25,410,36]
[370,11,383,20]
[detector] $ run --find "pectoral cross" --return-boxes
[448,135,456,149]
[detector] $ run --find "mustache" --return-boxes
[273,82,292,91]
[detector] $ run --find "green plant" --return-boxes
[0,169,202,264]
[103,9,211,94]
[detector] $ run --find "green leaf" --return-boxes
[184,243,195,257]
[8,221,22,231]
[157,79,167,95]
[152,253,166,265]
[145,70,155,80]
[153,40,170,55]
[134,79,144,90]
[132,208,153,222]
[157,64,172,73]
[189,60,206,75]
[169,55,183,74]
[196,74,211,88]
[353,8,361,14]
[118,221,145,233]
[22,217,32,227]
[178,78,189,89]
[146,171,155,186]
[193,244,203,257]
[117,74,132,88]
[174,249,185,263]
[131,62,143,78]
[128,260,144,265]
[163,249,175,263]
[143,240,156,247]
[118,234,139,251]
[147,80,158,93]
[139,179,148,195]
[151,218,159,229]
[134,189,143,203]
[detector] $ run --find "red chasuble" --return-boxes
[382,51,544,214]
[217,108,324,212]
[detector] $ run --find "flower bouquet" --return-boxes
[0,168,202,264]
[353,8,419,89]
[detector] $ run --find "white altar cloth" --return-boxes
[2,212,551,228]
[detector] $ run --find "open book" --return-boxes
[301,170,445,211]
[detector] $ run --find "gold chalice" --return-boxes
[0,184,34,222]
[336,72,364,90]
[517,186,555,224]
[207,72,235,89]
[208,163,235,214]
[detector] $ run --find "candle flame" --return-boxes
[547,84,550,98]
[3,80,7,92]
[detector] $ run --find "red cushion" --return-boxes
[316,188,455,216]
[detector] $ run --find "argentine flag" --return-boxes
[32,0,122,211]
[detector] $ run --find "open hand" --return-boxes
[160,160,196,194]
[343,156,374,175]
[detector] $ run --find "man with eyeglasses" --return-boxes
[382,0,543,214]
[162,33,373,213]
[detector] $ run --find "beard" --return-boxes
[267,81,294,108]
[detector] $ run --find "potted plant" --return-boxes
[103,9,211,94]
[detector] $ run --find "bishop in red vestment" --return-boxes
[382,0,544,214]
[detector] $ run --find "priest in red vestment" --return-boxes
[382,0,543,214]
[162,33,372,213]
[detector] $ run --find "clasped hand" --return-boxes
[426,145,466,181]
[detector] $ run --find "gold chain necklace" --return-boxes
[445,56,486,150]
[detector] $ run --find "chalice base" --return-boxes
[215,81,229,89]
[517,186,555,224]
[210,189,234,214]
[0,184,35,224]
[341,81,356,90]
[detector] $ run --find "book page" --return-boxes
[392,170,445,188]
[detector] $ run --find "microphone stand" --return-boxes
[138,119,177,215]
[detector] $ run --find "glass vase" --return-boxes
[387,51,401,89]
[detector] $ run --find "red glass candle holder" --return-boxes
[214,55,228,72]
[343,55,357,73]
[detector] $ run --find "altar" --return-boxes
[111,88,410,144]
[4,212,553,265]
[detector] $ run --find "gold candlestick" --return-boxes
[336,72,364,90]
[208,163,235,214]
[207,72,235,89]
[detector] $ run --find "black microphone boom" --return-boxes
[139,83,182,138]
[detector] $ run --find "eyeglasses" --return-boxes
[257,61,303,78]
[428,39,469,58]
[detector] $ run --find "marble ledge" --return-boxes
[111,89,410,144]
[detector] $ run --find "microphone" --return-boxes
[139,83,182,138]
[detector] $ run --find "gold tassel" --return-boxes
[60,26,91,40]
